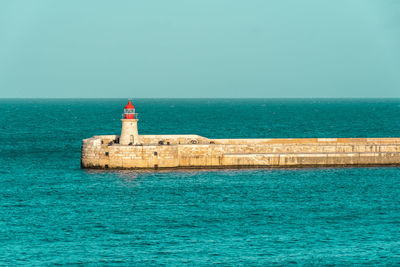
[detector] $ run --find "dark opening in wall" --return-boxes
[154,152,158,156]
[105,164,109,169]
[154,164,158,169]
[158,141,164,145]
[105,152,109,156]
[167,142,170,145]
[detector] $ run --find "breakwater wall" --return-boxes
[81,135,400,169]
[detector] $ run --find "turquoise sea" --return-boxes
[1,99,400,265]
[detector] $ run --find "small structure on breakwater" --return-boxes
[81,100,400,169]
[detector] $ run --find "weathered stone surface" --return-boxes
[81,135,400,169]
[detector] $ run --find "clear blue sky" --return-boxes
[0,0,399,98]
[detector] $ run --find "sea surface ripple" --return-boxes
[0,99,400,265]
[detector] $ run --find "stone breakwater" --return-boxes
[81,135,400,169]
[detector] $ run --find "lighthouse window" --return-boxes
[124,109,135,114]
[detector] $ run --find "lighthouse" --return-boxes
[119,100,140,145]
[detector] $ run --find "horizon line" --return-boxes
[1,97,400,99]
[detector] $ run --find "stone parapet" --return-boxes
[81,135,400,169]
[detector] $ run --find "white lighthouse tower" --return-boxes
[119,100,140,145]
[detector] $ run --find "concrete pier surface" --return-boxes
[81,135,400,169]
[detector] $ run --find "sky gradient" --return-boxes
[0,0,399,98]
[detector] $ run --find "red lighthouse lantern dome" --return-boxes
[123,100,136,119]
